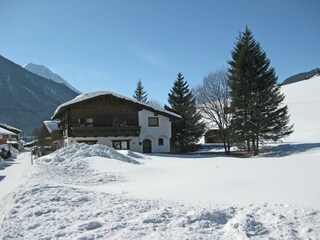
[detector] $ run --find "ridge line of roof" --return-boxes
[51,91,181,119]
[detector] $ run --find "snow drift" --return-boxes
[37,143,141,165]
[33,143,141,186]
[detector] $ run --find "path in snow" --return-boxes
[0,151,32,199]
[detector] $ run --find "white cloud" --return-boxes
[123,43,173,71]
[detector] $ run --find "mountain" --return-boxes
[282,68,320,85]
[0,55,79,135]
[281,74,320,142]
[23,63,81,94]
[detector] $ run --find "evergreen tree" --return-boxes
[228,27,293,155]
[167,73,206,153]
[133,79,148,103]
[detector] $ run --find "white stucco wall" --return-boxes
[138,109,171,153]
[64,136,142,152]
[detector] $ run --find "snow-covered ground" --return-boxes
[281,74,320,142]
[0,75,320,239]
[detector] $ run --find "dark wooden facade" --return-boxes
[38,122,63,155]
[58,95,141,138]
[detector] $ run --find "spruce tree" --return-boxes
[167,73,206,153]
[133,79,148,103]
[228,27,293,155]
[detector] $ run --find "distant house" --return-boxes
[204,129,224,143]
[51,91,181,153]
[0,127,16,144]
[0,123,22,139]
[197,106,228,145]
[0,123,23,149]
[37,121,63,155]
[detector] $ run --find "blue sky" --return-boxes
[0,0,319,105]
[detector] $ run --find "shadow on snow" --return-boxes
[0,159,19,172]
[260,142,320,157]
[0,175,5,182]
[148,142,320,159]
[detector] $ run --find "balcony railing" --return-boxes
[70,126,141,138]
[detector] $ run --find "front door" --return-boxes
[143,139,152,153]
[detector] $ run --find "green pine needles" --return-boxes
[228,27,293,155]
[167,73,206,153]
[133,79,148,103]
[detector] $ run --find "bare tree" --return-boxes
[194,69,232,154]
[148,99,164,109]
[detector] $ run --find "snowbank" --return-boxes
[1,182,319,239]
[0,144,19,158]
[32,144,141,186]
[37,143,141,165]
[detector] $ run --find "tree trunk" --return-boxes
[226,139,231,154]
[256,133,259,155]
[246,139,250,153]
[252,133,259,156]
[226,129,231,154]
[252,136,257,156]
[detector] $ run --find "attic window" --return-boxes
[148,117,159,127]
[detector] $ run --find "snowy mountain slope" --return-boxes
[282,68,320,85]
[23,63,81,94]
[281,74,320,142]
[0,55,79,135]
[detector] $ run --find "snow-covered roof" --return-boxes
[0,127,17,136]
[0,123,22,133]
[51,91,181,119]
[44,121,59,133]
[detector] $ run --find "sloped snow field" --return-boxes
[1,75,320,239]
[1,144,319,239]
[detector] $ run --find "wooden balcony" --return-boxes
[70,126,141,138]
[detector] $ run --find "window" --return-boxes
[148,117,159,127]
[122,141,128,149]
[78,118,85,127]
[78,118,93,127]
[113,141,121,149]
[76,140,97,145]
[158,138,164,146]
[112,140,130,150]
[86,118,93,127]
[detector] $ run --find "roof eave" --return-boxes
[51,91,182,120]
